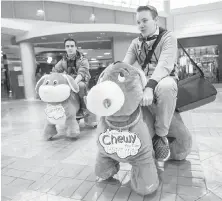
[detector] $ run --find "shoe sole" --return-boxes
[156,149,171,162]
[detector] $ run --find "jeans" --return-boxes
[78,81,87,109]
[149,76,178,137]
[78,81,87,98]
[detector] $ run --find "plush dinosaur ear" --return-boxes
[35,74,49,94]
[97,63,114,84]
[62,74,79,93]
[97,71,105,84]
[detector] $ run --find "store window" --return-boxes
[177,45,219,83]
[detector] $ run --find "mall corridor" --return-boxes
[1,88,222,201]
[1,0,222,200]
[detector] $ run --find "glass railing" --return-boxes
[78,0,222,10]
[80,0,164,11]
[171,0,222,9]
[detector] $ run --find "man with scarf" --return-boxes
[123,5,178,162]
[53,38,91,117]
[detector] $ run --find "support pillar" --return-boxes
[163,0,171,15]
[164,0,174,31]
[19,42,37,100]
[112,36,133,61]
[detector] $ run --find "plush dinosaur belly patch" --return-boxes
[99,129,142,159]
[45,104,66,125]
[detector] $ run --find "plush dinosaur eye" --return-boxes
[118,72,125,82]
[53,80,58,85]
[45,80,50,85]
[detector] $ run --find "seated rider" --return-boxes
[53,38,91,117]
[123,6,178,162]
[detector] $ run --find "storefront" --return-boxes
[1,52,25,100]
[1,39,114,100]
[1,54,10,99]
[178,34,222,83]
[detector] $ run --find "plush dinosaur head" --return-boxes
[35,72,79,103]
[87,61,147,117]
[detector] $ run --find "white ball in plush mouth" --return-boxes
[39,85,70,102]
[86,81,125,117]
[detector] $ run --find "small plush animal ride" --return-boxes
[36,72,87,140]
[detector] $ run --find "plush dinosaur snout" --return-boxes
[87,81,125,117]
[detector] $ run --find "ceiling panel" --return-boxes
[115,11,134,25]
[1,1,14,18]
[94,7,115,23]
[14,1,44,20]
[44,1,70,22]
[71,5,93,23]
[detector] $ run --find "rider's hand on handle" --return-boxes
[140,87,154,106]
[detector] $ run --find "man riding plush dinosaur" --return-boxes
[53,38,91,117]
[123,5,178,162]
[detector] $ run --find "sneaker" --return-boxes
[76,108,88,119]
[152,135,170,162]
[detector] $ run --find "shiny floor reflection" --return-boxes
[1,91,222,201]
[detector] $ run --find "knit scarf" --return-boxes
[138,27,159,67]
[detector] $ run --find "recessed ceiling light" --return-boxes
[89,14,96,22]
[47,57,52,64]
[91,58,96,61]
[83,52,87,55]
[104,52,110,55]
[41,37,47,40]
[97,56,103,58]
[36,9,45,17]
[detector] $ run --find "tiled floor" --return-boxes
[1,91,222,201]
